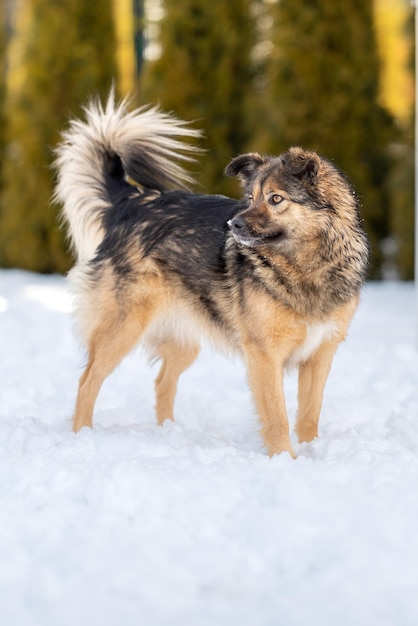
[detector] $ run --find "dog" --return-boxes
[54,92,369,457]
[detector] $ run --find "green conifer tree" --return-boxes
[140,0,255,197]
[0,0,117,272]
[263,0,399,277]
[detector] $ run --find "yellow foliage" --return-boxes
[374,0,414,122]
[112,0,135,95]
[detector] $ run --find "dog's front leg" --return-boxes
[154,341,200,424]
[244,342,295,458]
[295,340,339,443]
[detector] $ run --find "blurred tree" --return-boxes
[0,1,6,196]
[388,137,414,280]
[388,7,414,280]
[263,0,399,278]
[0,0,117,272]
[139,0,255,197]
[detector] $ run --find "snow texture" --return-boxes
[0,269,417,626]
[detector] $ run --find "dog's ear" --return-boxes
[293,157,319,185]
[225,153,267,188]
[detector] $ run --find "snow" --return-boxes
[0,269,417,626]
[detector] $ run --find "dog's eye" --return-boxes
[269,194,284,205]
[248,194,254,202]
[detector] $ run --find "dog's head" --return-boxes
[225,147,361,254]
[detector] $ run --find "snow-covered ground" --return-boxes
[0,269,417,626]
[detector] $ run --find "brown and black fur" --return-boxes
[54,94,369,457]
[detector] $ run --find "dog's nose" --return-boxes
[228,215,246,232]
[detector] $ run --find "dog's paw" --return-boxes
[267,440,297,459]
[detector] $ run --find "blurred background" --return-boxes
[0,0,414,279]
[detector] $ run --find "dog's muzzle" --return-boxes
[227,216,264,247]
[227,216,287,248]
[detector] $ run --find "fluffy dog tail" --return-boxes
[54,90,201,263]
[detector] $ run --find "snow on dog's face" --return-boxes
[225,147,365,268]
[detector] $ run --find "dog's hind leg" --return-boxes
[295,340,339,443]
[73,318,144,432]
[154,341,200,425]
[73,289,160,432]
[244,342,296,458]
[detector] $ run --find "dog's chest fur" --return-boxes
[286,320,338,368]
